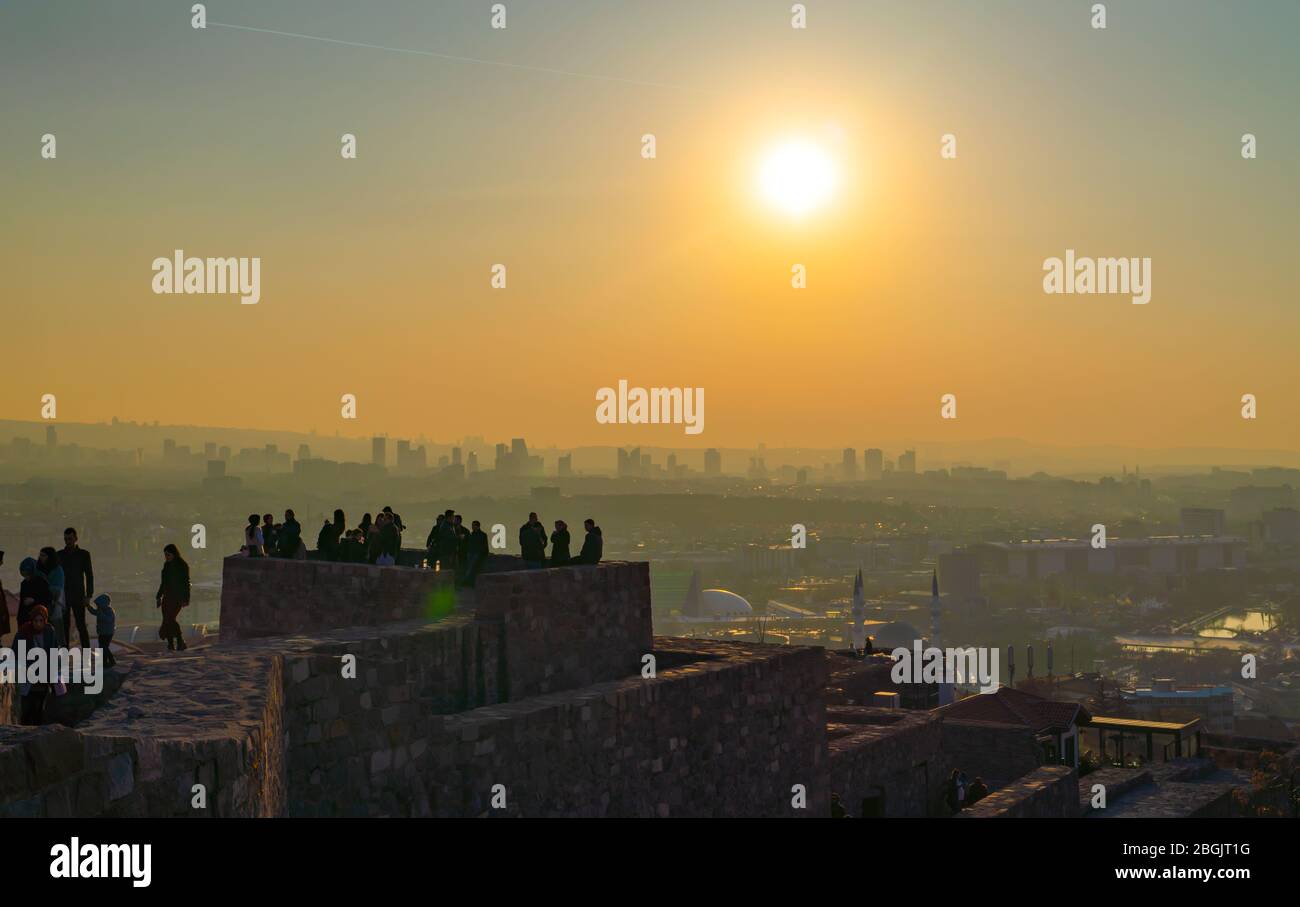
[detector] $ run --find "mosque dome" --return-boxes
[864,621,923,650]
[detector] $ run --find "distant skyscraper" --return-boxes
[864,448,883,480]
[898,449,916,474]
[371,436,386,467]
[297,443,310,461]
[558,453,573,477]
[46,425,57,448]
[204,441,217,459]
[467,451,479,474]
[841,447,857,480]
[704,448,722,475]
[452,447,462,466]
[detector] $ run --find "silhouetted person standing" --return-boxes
[87,593,116,668]
[519,512,547,568]
[16,606,56,724]
[575,519,602,565]
[463,520,489,586]
[17,558,51,628]
[317,517,337,560]
[244,514,265,556]
[453,515,469,567]
[549,520,571,566]
[380,512,401,564]
[278,509,302,558]
[261,514,278,555]
[156,544,191,651]
[436,509,458,571]
[966,776,989,807]
[58,528,94,648]
[426,514,445,565]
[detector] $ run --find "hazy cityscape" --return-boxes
[5,417,1298,743]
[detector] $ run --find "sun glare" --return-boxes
[758,140,837,218]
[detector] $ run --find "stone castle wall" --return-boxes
[2,560,833,818]
[0,650,285,818]
[939,718,1045,790]
[473,562,653,699]
[955,765,1079,818]
[219,555,458,642]
[425,639,828,817]
[828,706,947,817]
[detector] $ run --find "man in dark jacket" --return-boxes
[576,519,603,565]
[518,512,547,568]
[58,528,94,647]
[462,520,490,586]
[436,509,458,571]
[380,514,401,563]
[278,509,302,558]
[316,518,338,560]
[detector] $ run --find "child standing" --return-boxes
[86,593,116,668]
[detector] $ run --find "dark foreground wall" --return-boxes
[1,560,830,818]
[425,639,828,818]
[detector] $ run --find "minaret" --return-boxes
[682,570,702,618]
[929,570,942,649]
[931,570,954,705]
[850,568,865,653]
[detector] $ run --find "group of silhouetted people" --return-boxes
[244,505,603,588]
[945,769,989,813]
[517,512,602,570]
[242,510,306,559]
[1,528,192,725]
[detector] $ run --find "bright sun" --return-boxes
[758,141,837,217]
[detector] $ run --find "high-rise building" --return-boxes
[371,436,386,467]
[204,441,218,459]
[467,451,479,474]
[842,448,857,480]
[558,453,573,477]
[864,448,883,480]
[704,448,722,475]
[1180,508,1226,536]
[46,425,57,448]
[452,447,462,466]
[898,450,917,474]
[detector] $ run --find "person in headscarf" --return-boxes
[156,544,191,651]
[15,605,57,725]
[549,520,571,566]
[17,558,51,628]
[36,546,66,645]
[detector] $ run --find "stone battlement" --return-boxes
[1,558,829,817]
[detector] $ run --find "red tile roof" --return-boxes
[939,686,1089,733]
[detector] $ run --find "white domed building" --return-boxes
[680,572,755,621]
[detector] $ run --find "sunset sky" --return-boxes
[5,0,1299,451]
